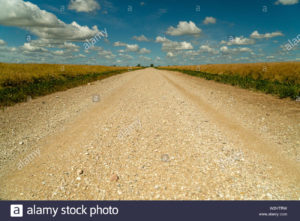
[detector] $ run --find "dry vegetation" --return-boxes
[159,62,300,99]
[163,62,300,84]
[0,63,135,87]
[0,63,139,106]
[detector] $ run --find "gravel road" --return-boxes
[0,68,299,200]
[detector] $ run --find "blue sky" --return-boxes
[0,0,299,66]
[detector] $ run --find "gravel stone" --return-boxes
[0,68,299,200]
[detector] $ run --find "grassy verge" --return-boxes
[158,68,300,100]
[0,69,136,107]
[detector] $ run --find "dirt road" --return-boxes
[0,68,299,200]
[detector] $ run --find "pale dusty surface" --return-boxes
[0,68,299,200]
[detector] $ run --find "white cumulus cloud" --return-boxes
[0,0,102,41]
[221,36,255,45]
[167,52,175,57]
[0,39,6,45]
[155,36,168,43]
[139,48,151,54]
[114,41,150,54]
[20,42,48,53]
[126,44,139,52]
[155,36,193,51]
[203,17,216,25]
[275,0,298,5]
[68,0,100,13]
[139,55,151,61]
[250,30,284,39]
[199,45,218,54]
[53,50,64,55]
[114,41,126,47]
[133,35,150,42]
[220,46,252,54]
[166,21,201,36]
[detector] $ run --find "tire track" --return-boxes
[161,71,300,184]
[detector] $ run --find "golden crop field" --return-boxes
[0,63,136,87]
[0,63,140,106]
[159,62,300,99]
[161,62,300,85]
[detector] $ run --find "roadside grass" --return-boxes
[158,68,300,99]
[0,63,142,107]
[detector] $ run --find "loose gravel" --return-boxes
[0,68,299,200]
